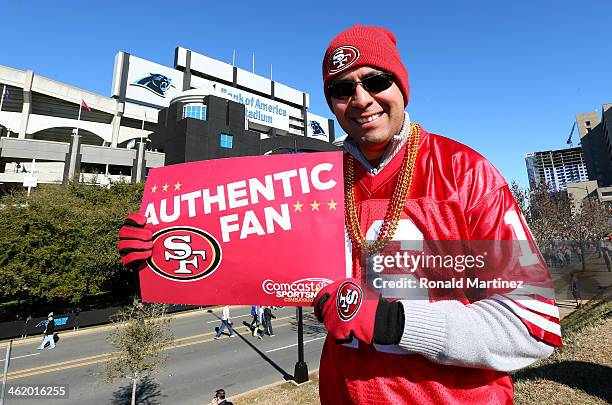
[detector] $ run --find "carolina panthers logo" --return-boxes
[309,120,325,135]
[336,281,363,321]
[131,73,175,98]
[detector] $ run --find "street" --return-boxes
[0,306,326,404]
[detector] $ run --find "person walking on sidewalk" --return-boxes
[255,305,265,339]
[249,305,259,332]
[38,313,56,350]
[263,306,276,336]
[214,306,235,339]
[570,273,582,309]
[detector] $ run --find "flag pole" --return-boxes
[76,101,82,137]
[141,111,145,143]
[0,85,6,111]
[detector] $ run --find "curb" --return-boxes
[230,369,319,402]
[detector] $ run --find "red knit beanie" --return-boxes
[322,25,410,111]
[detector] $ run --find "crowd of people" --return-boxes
[542,238,612,270]
[213,305,277,340]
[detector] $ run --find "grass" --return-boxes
[233,292,611,405]
[512,292,612,405]
[233,373,321,405]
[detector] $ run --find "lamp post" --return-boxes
[263,141,310,384]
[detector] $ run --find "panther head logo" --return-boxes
[309,120,325,135]
[131,73,176,98]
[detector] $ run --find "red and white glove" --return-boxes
[117,212,152,268]
[314,279,394,344]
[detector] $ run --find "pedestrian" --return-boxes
[255,305,265,339]
[310,25,562,404]
[210,388,233,405]
[570,273,582,308]
[249,305,259,331]
[38,312,56,350]
[213,306,235,339]
[263,306,276,336]
[603,240,612,272]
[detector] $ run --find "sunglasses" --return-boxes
[328,73,395,99]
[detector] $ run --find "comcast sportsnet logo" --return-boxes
[328,46,360,74]
[336,281,363,321]
[147,226,222,282]
[262,278,332,303]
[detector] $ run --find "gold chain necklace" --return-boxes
[344,123,421,255]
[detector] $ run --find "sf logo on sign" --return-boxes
[336,281,363,321]
[147,226,222,282]
[163,235,207,274]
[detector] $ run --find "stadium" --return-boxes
[0,47,338,192]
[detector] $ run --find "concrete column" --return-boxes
[111,101,124,147]
[63,130,81,184]
[19,70,34,139]
[132,141,146,183]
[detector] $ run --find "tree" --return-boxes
[511,181,612,271]
[566,199,612,271]
[509,181,529,219]
[104,302,174,405]
[0,181,144,313]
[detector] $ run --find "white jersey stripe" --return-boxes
[507,285,556,300]
[504,294,560,318]
[492,294,561,336]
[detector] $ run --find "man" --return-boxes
[570,273,582,309]
[249,305,259,329]
[263,306,276,336]
[312,25,562,404]
[117,24,562,404]
[213,305,235,339]
[38,312,56,350]
[210,388,233,405]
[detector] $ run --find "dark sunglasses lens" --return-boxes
[362,74,394,92]
[330,82,355,98]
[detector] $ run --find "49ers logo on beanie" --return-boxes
[148,226,222,282]
[328,46,360,74]
[336,281,363,321]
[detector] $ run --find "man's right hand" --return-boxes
[117,212,153,268]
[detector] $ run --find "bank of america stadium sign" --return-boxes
[215,85,290,131]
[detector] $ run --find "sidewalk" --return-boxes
[0,305,241,348]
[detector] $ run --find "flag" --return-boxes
[81,99,91,112]
[2,86,8,99]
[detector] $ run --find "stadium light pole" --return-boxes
[263,142,310,384]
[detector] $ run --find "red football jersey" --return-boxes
[320,128,561,404]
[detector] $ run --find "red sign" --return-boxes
[138,152,346,306]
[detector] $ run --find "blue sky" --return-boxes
[2,1,611,187]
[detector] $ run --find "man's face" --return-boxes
[330,66,405,160]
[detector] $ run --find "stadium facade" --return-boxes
[0,47,337,192]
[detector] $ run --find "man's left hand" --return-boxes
[314,278,405,345]
[313,279,379,344]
